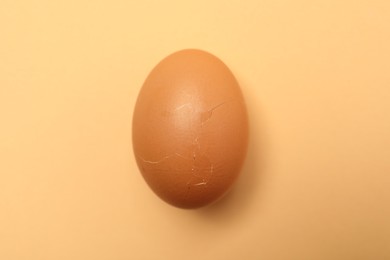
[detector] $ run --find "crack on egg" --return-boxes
[144,100,230,202]
[184,101,231,193]
[200,101,229,126]
[191,164,214,186]
[138,152,189,165]
[162,103,194,117]
[173,103,192,112]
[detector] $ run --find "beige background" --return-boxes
[1,0,390,259]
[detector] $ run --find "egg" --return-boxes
[132,49,249,209]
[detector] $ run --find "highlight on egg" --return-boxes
[132,49,249,209]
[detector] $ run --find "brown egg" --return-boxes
[132,49,249,209]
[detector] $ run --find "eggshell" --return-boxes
[132,49,248,209]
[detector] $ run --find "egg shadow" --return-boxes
[196,76,268,224]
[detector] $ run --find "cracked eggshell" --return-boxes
[132,49,248,209]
